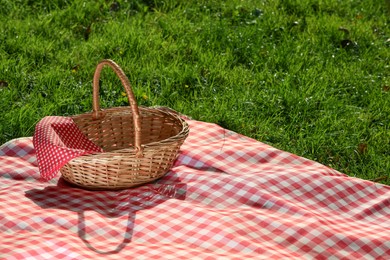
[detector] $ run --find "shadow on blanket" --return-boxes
[25,176,187,255]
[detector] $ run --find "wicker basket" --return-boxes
[60,59,189,190]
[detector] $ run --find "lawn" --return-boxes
[0,0,389,183]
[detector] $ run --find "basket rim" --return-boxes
[71,105,190,150]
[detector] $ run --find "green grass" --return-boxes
[0,0,389,183]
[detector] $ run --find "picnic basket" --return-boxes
[60,59,189,190]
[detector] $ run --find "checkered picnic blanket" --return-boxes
[1,119,390,259]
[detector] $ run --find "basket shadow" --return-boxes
[25,175,187,255]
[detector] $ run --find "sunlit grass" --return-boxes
[0,0,389,183]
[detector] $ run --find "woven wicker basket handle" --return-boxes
[92,59,143,157]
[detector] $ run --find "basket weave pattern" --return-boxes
[60,60,189,190]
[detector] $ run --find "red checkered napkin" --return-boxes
[33,116,103,181]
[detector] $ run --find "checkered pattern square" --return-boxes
[33,116,102,180]
[1,119,390,259]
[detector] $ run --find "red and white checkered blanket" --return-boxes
[1,119,389,259]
